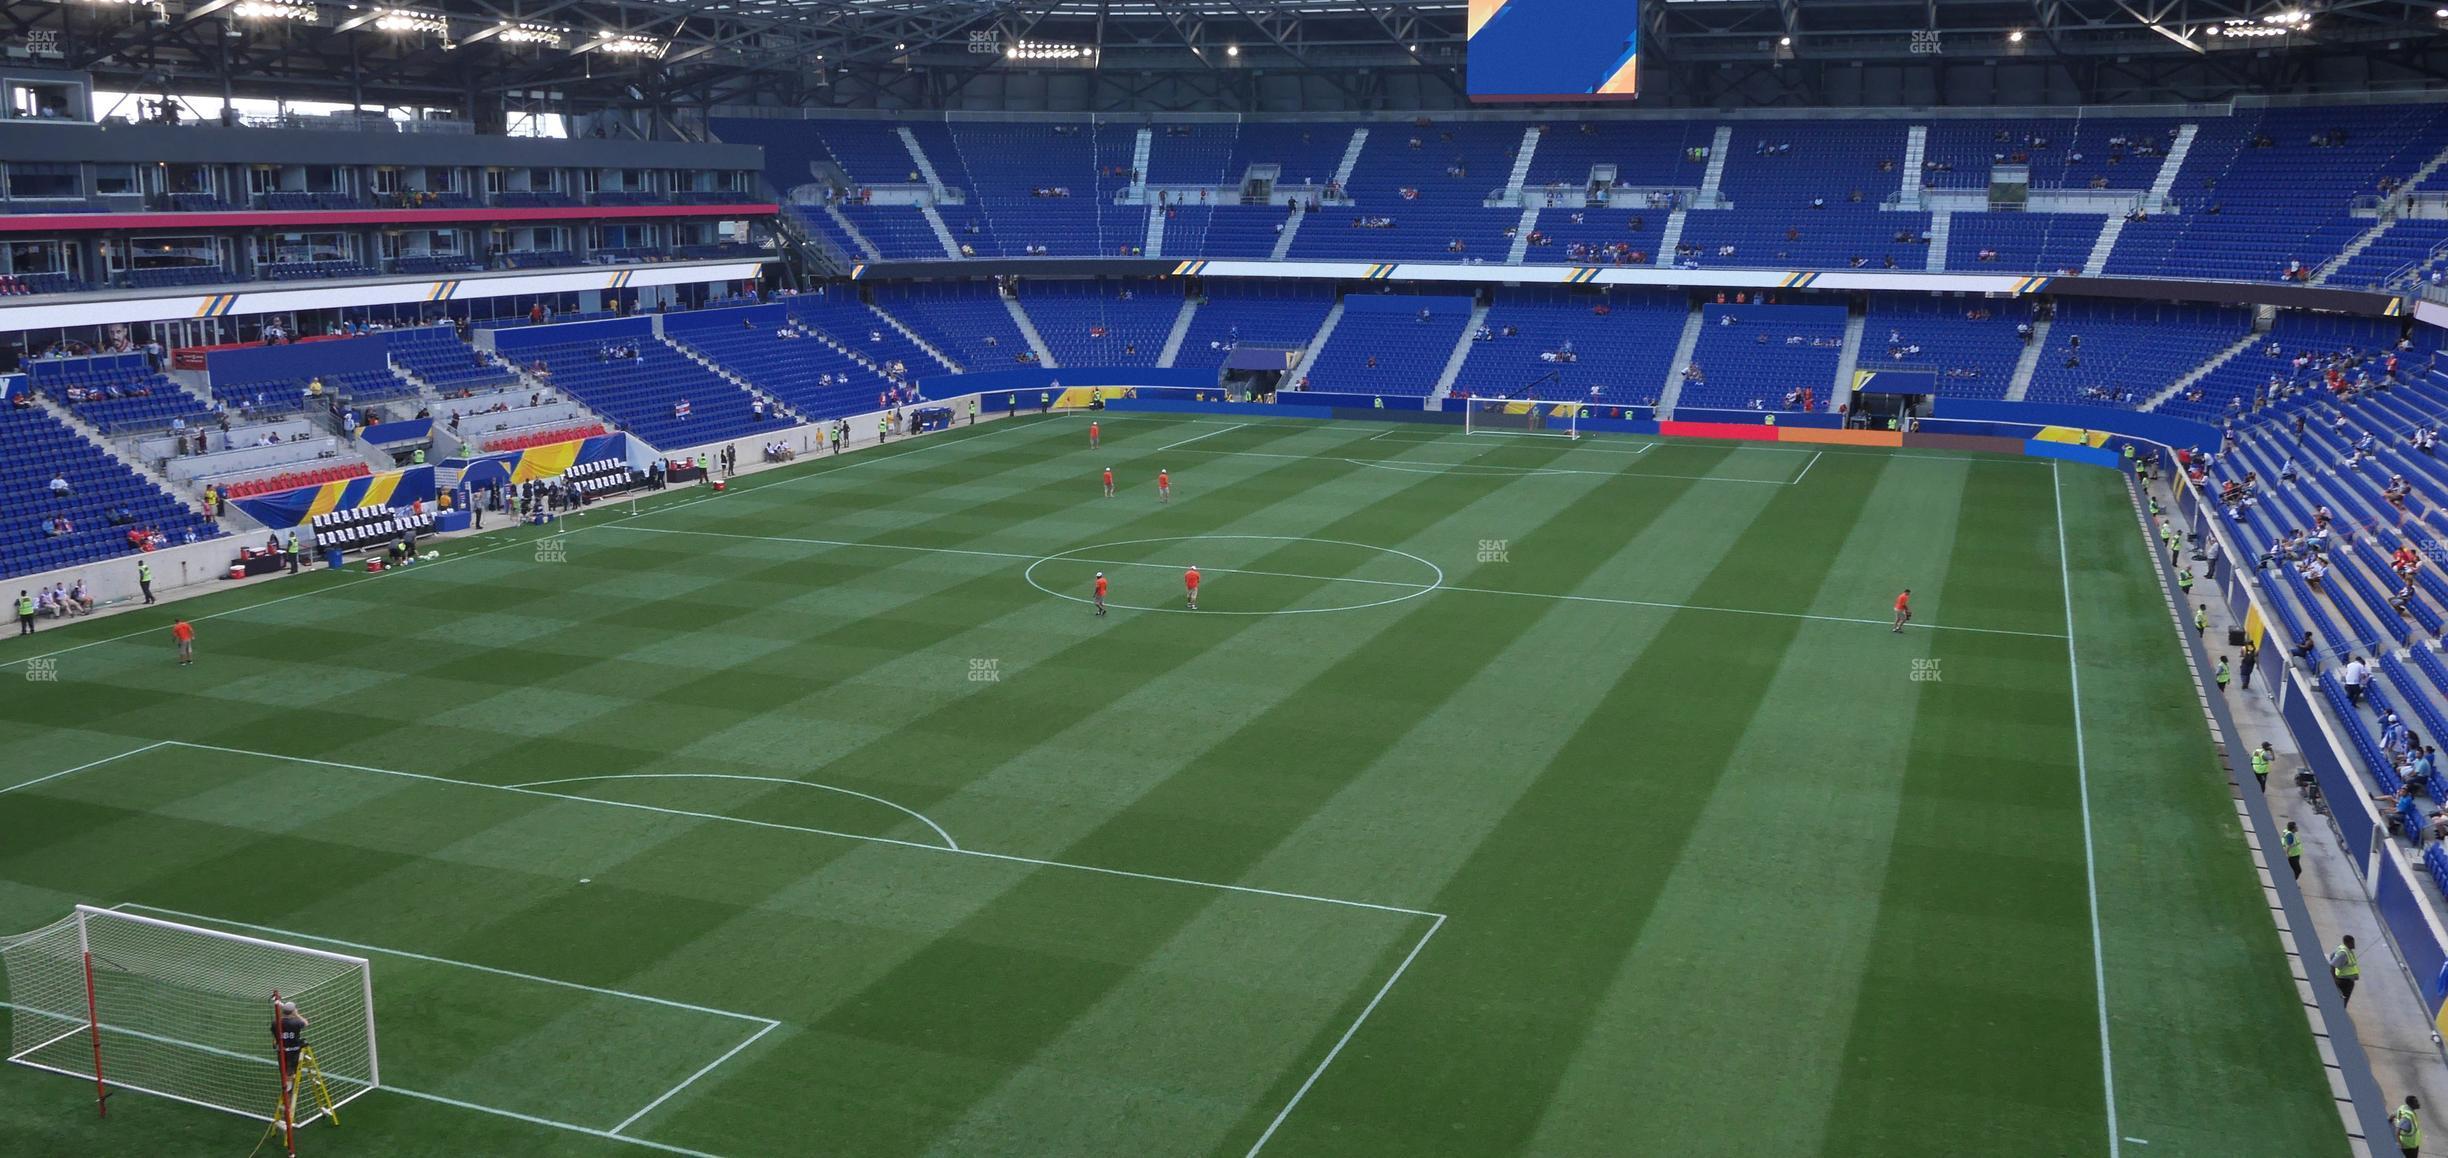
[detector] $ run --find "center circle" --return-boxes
[1023,534,1446,616]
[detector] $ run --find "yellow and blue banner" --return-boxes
[231,466,438,530]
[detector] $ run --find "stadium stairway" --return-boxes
[1129,128,1153,202]
[1503,125,1542,201]
[2146,332,2264,412]
[920,205,963,258]
[2004,316,2052,401]
[824,205,882,260]
[1145,205,1168,258]
[1698,126,1734,205]
[1269,209,1305,259]
[1005,294,1057,366]
[868,302,962,373]
[33,394,230,523]
[1157,297,1200,367]
[1657,302,1705,414]
[660,335,801,423]
[2148,122,2199,207]
[2319,218,2402,286]
[1925,210,1952,272]
[1507,205,1539,264]
[1898,126,1927,209]
[1831,308,1868,406]
[1654,209,1688,267]
[897,125,950,199]
[1297,297,1347,382]
[1433,299,1492,399]
[2082,215,2126,275]
[1331,127,1370,191]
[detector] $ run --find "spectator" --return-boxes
[2341,654,2371,704]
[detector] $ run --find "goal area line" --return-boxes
[6,740,1450,1158]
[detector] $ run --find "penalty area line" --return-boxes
[1245,913,1447,1156]
[1157,422,1250,451]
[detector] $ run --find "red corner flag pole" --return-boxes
[272,992,296,1156]
[81,940,105,1118]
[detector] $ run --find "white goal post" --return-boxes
[1461,397,1582,439]
[1,906,377,1129]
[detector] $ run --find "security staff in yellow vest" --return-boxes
[2331,936,2361,1006]
[2396,1094,2422,1158]
[968,397,978,425]
[284,532,300,574]
[13,590,34,637]
[2282,821,2304,879]
[138,560,155,604]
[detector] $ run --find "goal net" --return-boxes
[1462,397,1581,439]
[2,906,377,1127]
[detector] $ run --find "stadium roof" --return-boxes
[13,0,2448,115]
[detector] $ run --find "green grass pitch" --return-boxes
[0,413,2343,1156]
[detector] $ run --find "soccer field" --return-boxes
[0,412,2344,1156]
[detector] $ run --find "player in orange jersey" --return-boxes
[1090,420,1100,448]
[1103,467,1115,497]
[1157,468,1171,503]
[1892,588,1912,633]
[1185,565,1200,610]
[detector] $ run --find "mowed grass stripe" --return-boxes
[1815,459,2105,1156]
[2054,465,2344,1156]
[0,419,1090,766]
[641,436,1688,1151]
[1264,441,1882,1154]
[923,451,1743,1155]
[1521,453,1980,1154]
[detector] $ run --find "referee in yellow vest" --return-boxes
[2282,821,2304,879]
[2331,935,2360,1006]
[2397,1094,2422,1158]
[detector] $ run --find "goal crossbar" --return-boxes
[1,905,380,1134]
[1462,398,1582,439]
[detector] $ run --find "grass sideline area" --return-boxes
[0,413,2343,1156]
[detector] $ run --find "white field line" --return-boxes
[34,738,1448,1154]
[605,525,1436,594]
[384,1086,731,1158]
[4,972,741,1158]
[0,416,1060,673]
[0,740,173,796]
[102,741,1443,920]
[603,525,2067,640]
[1374,430,1659,457]
[1166,444,1796,485]
[2051,460,2123,1158]
[114,903,774,1028]
[1438,583,2068,640]
[1244,913,1446,1156]
[1792,450,1824,486]
[609,1020,780,1136]
[1157,422,1249,451]
[510,773,959,851]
